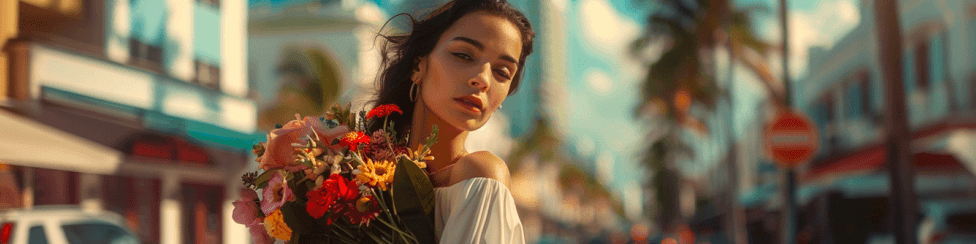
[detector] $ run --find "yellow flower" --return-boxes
[264,209,292,241]
[409,145,433,169]
[356,158,396,191]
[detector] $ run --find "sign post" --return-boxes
[764,109,818,244]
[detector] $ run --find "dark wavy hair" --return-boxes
[369,0,536,138]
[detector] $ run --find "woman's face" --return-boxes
[413,11,523,131]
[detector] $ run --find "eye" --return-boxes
[452,52,473,61]
[494,68,512,80]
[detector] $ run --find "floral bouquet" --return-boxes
[233,103,438,244]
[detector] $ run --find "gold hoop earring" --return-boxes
[410,82,419,102]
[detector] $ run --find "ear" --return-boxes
[411,56,428,84]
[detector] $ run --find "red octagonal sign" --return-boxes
[764,109,819,168]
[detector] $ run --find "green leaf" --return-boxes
[390,157,436,243]
[255,170,278,189]
[301,157,315,169]
[304,179,316,190]
[423,125,438,149]
[280,202,319,235]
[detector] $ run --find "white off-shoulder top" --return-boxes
[433,177,525,244]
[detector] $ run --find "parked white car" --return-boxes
[0,205,140,244]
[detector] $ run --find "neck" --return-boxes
[409,98,468,174]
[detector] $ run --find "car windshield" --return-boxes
[61,222,140,244]
[946,213,976,234]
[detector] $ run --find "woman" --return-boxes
[371,0,535,242]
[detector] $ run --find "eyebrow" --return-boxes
[451,36,519,65]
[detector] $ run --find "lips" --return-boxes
[454,95,485,113]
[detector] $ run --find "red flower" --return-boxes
[344,195,381,226]
[305,185,335,219]
[366,104,402,120]
[310,174,361,225]
[340,131,370,152]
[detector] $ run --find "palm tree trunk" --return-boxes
[874,0,917,243]
[721,0,749,243]
[778,1,799,243]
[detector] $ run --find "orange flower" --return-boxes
[366,104,402,120]
[340,131,370,152]
[263,209,292,241]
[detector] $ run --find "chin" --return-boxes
[453,119,487,132]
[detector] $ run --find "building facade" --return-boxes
[1,0,256,243]
[735,0,976,242]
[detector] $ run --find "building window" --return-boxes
[859,71,872,116]
[197,0,220,8]
[914,40,929,90]
[194,60,221,90]
[130,38,163,68]
[845,81,863,120]
[126,133,211,166]
[823,92,835,122]
[820,92,839,151]
[859,72,880,124]
[971,77,976,109]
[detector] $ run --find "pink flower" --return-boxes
[249,226,274,244]
[260,114,350,171]
[233,188,261,226]
[261,171,294,215]
[232,188,273,244]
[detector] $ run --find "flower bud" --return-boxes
[313,164,327,175]
[356,197,371,212]
[330,163,341,175]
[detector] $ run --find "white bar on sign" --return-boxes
[769,133,812,145]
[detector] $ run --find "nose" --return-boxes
[468,64,491,91]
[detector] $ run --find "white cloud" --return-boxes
[579,0,641,58]
[761,0,861,79]
[585,69,613,95]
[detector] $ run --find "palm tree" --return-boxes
[631,0,776,121]
[258,46,343,130]
[630,0,775,237]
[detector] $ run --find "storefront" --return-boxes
[792,127,976,243]
[2,41,261,244]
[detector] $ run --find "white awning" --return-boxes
[0,109,122,174]
[944,129,976,176]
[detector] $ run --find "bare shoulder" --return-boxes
[451,151,512,187]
